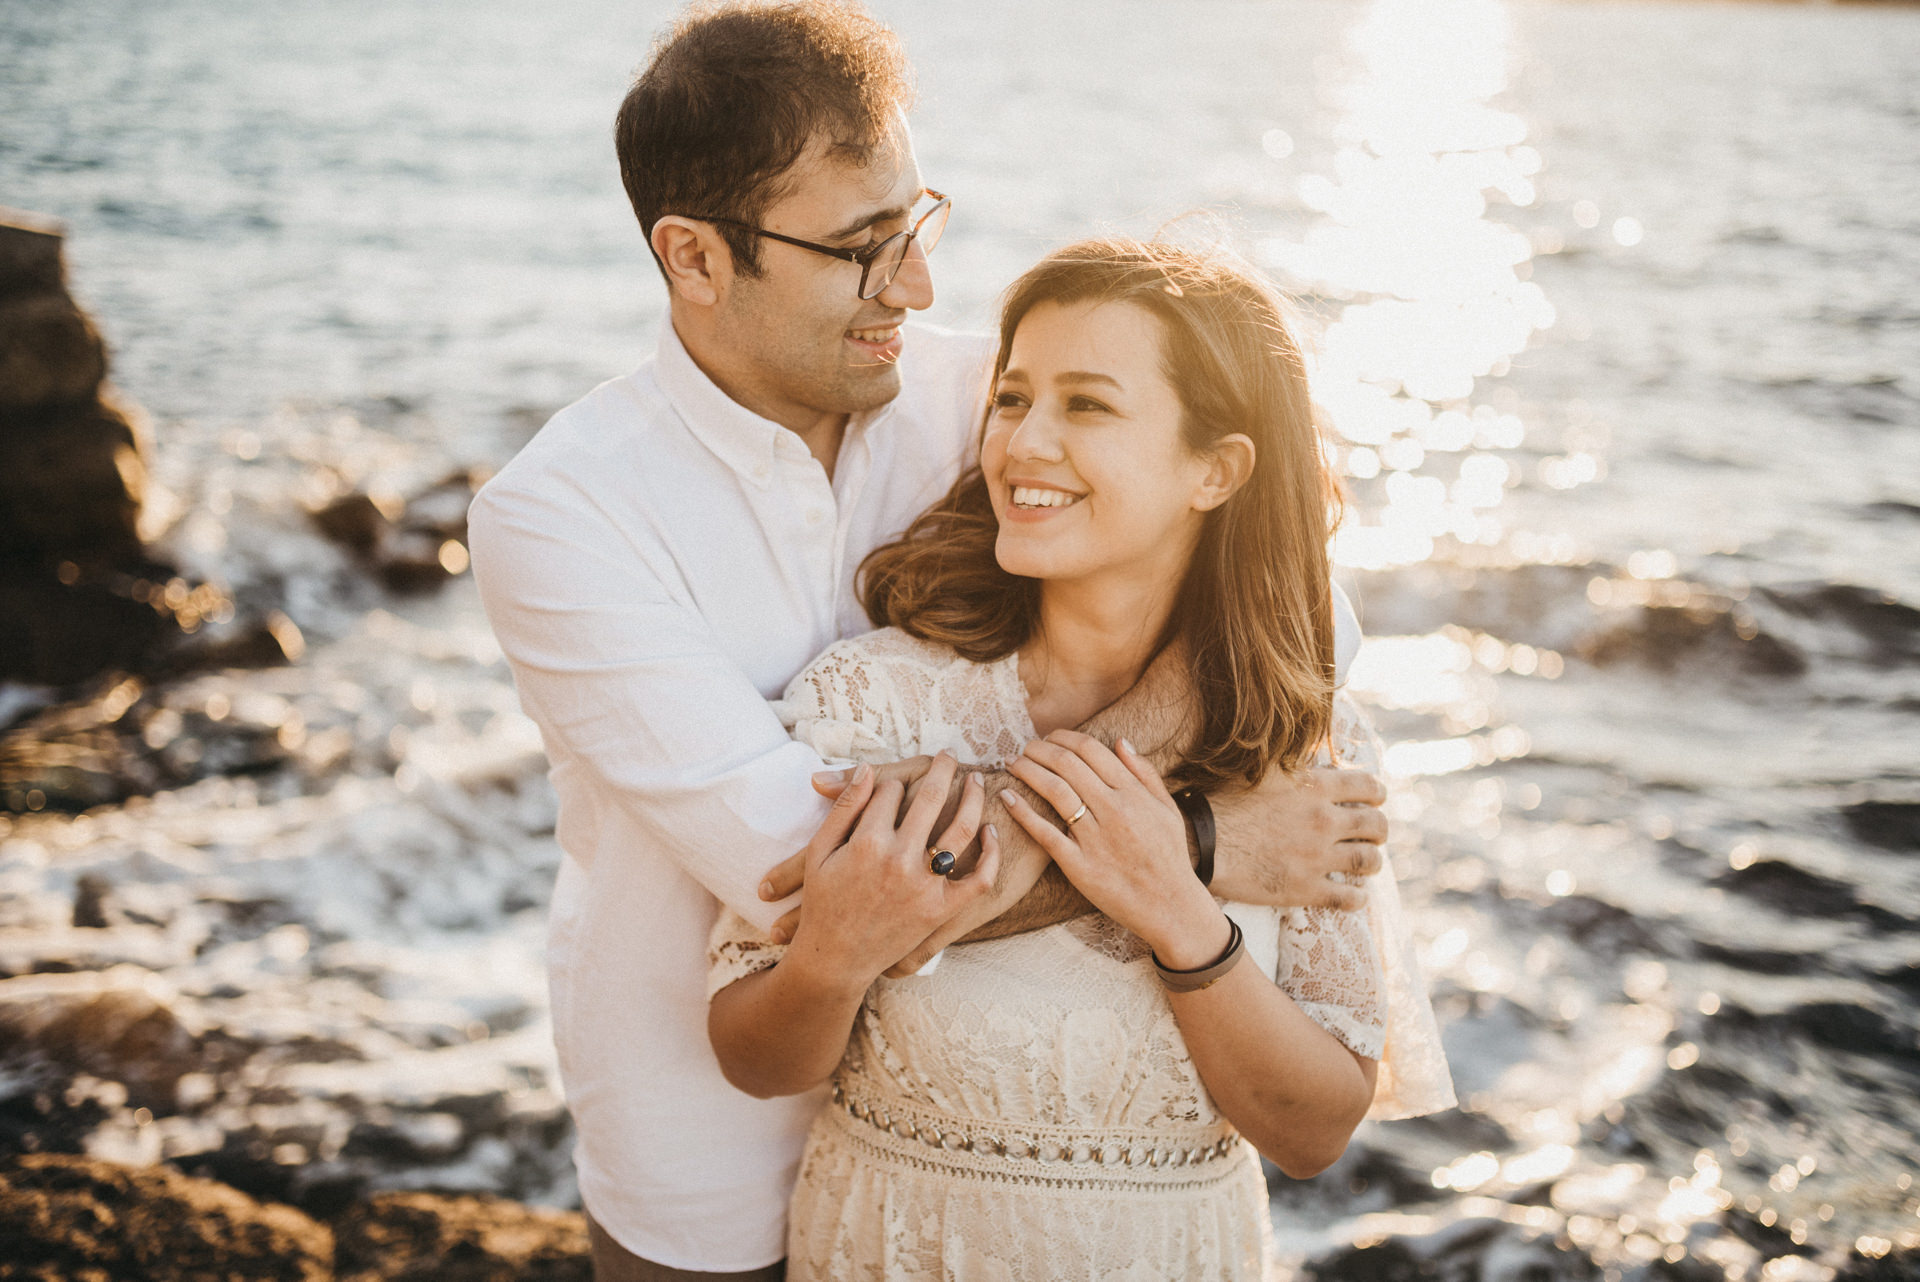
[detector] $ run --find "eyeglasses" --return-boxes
[693,190,950,300]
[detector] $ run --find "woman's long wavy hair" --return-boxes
[860,237,1342,791]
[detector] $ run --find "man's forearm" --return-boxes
[959,641,1199,940]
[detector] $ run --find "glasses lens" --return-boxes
[915,198,951,255]
[857,199,952,300]
[860,232,911,301]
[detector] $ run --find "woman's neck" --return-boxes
[1020,571,1182,736]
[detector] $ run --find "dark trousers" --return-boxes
[587,1214,786,1282]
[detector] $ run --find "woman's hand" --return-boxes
[1003,731,1227,968]
[785,752,1003,988]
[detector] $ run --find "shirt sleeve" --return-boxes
[1327,689,1458,1120]
[705,633,924,997]
[467,477,834,935]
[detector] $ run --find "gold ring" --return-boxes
[928,848,957,876]
[1064,802,1090,827]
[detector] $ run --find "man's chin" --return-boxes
[839,362,904,413]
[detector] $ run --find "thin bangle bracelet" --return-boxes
[1152,917,1244,993]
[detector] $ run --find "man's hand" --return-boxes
[1209,766,1388,911]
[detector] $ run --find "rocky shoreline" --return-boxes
[1,1154,588,1281]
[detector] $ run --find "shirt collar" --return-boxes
[653,319,891,489]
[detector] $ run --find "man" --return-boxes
[468,4,1388,1278]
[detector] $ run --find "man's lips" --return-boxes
[846,323,904,365]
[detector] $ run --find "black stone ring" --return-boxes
[928,847,957,876]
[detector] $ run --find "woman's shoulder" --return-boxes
[808,627,979,680]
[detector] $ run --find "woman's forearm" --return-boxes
[1167,956,1377,1178]
[708,948,869,1099]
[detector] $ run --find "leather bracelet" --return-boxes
[1152,917,1244,993]
[1173,787,1216,888]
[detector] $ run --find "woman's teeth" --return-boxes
[1011,486,1083,509]
[848,327,897,343]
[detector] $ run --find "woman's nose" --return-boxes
[1006,410,1065,463]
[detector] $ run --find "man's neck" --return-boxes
[671,314,850,481]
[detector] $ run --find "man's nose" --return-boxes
[875,239,934,311]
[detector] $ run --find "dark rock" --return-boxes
[1539,892,1662,954]
[1842,801,1920,852]
[2,673,295,814]
[1787,1001,1918,1062]
[1579,602,1807,678]
[1763,582,1920,667]
[1306,1217,1600,1282]
[310,470,480,595]
[0,208,69,302]
[0,394,148,563]
[0,971,201,1111]
[0,1153,331,1281]
[0,565,171,688]
[0,291,107,410]
[0,211,219,693]
[1714,859,1863,918]
[70,874,110,929]
[311,493,398,558]
[151,609,306,677]
[331,1191,589,1282]
[1837,1246,1920,1281]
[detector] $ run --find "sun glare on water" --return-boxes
[1263,0,1553,573]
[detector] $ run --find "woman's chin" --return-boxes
[993,541,1058,581]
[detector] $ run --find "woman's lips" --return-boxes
[1003,483,1085,523]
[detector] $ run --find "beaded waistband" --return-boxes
[826,1078,1242,1183]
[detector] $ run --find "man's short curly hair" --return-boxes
[616,1,914,279]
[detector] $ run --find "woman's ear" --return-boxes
[1193,434,1256,512]
[650,216,731,307]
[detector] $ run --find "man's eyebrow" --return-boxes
[823,203,910,242]
[822,182,926,242]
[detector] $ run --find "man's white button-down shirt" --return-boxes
[469,319,1363,1272]
[468,321,993,1271]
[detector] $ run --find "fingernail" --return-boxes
[854,763,872,783]
[769,928,789,944]
[759,880,775,900]
[986,823,998,843]
[999,790,1018,807]
[812,768,849,786]
[1118,737,1134,754]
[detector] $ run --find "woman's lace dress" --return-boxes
[709,629,1454,1282]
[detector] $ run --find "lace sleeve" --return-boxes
[1328,690,1458,1120]
[1275,905,1387,1060]
[709,635,928,1000]
[708,906,786,999]
[768,637,906,766]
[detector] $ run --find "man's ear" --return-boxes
[1194,433,1256,512]
[650,216,730,307]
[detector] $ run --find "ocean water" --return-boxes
[2,0,1918,1274]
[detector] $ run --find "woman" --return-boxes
[707,238,1452,1280]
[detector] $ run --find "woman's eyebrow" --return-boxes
[1054,371,1123,389]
